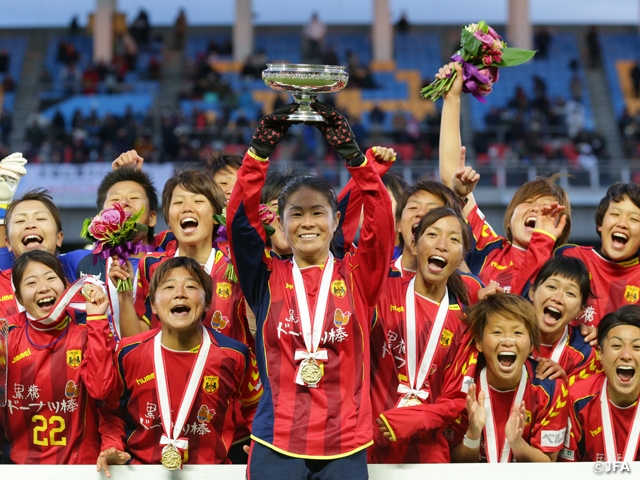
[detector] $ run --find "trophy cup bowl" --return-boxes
[262,63,349,122]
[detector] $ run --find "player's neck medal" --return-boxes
[396,280,449,408]
[291,253,334,387]
[81,283,93,302]
[161,444,182,470]
[600,378,640,462]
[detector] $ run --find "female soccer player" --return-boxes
[438,62,569,297]
[227,102,394,479]
[370,207,475,463]
[0,250,114,463]
[529,256,598,380]
[560,305,640,462]
[96,257,260,475]
[447,293,569,462]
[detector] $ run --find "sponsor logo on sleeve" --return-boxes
[541,428,566,447]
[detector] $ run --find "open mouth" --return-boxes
[180,217,199,234]
[524,217,536,230]
[170,304,191,316]
[611,232,629,248]
[411,222,420,234]
[427,255,447,273]
[497,351,517,370]
[36,296,56,311]
[617,365,636,384]
[542,306,562,325]
[22,234,44,248]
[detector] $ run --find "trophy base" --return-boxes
[287,111,325,123]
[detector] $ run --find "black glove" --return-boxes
[249,103,299,159]
[311,102,365,167]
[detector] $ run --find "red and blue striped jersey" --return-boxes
[0,310,115,464]
[98,327,261,464]
[536,325,599,379]
[227,150,394,459]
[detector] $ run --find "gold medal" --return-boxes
[300,359,323,385]
[403,395,422,407]
[81,284,93,302]
[161,444,182,470]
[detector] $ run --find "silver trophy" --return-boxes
[262,63,349,122]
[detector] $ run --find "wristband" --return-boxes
[463,434,481,449]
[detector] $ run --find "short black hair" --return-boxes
[597,305,640,346]
[261,170,296,205]
[96,167,159,243]
[594,182,640,237]
[532,256,593,309]
[203,150,243,178]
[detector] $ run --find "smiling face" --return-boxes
[598,196,640,261]
[397,190,445,252]
[17,261,66,319]
[280,187,340,267]
[151,266,209,332]
[212,167,238,201]
[168,185,216,248]
[477,313,533,390]
[530,274,584,341]
[6,200,64,257]
[599,324,640,406]
[411,215,464,289]
[509,195,557,249]
[103,180,157,230]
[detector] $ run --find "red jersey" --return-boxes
[559,372,640,462]
[0,310,115,464]
[557,245,640,327]
[98,327,261,465]
[227,150,394,459]
[369,277,470,463]
[0,269,19,319]
[466,205,556,296]
[444,358,569,462]
[536,325,599,379]
[135,247,251,346]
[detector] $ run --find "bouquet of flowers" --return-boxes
[80,203,151,291]
[213,203,277,282]
[420,20,536,102]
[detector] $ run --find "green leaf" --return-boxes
[461,29,483,57]
[212,213,227,226]
[264,224,276,237]
[496,48,537,67]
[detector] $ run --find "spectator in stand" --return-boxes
[2,73,16,93]
[631,61,640,98]
[121,32,139,72]
[569,60,583,102]
[241,50,267,80]
[0,110,11,145]
[82,65,100,94]
[534,27,551,60]
[303,12,326,62]
[565,99,585,139]
[585,26,601,68]
[174,8,187,50]
[322,46,339,66]
[147,55,161,80]
[69,15,79,35]
[395,11,410,34]
[60,63,82,96]
[130,9,151,46]
[370,105,386,126]
[0,49,9,73]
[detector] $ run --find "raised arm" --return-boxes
[439,62,463,190]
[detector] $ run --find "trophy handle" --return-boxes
[289,92,326,123]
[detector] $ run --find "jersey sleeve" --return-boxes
[238,350,262,426]
[530,379,569,454]
[81,314,117,400]
[335,148,394,257]
[464,204,505,276]
[509,229,556,296]
[0,247,13,270]
[347,157,395,307]
[460,272,485,306]
[226,150,273,313]
[379,330,477,440]
[97,351,129,452]
[134,256,153,327]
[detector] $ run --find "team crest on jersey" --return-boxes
[66,349,82,368]
[440,329,454,348]
[625,285,640,304]
[203,375,219,394]
[65,380,79,398]
[210,310,229,331]
[334,308,351,327]
[216,282,232,300]
[197,404,216,423]
[331,280,346,298]
[525,410,532,426]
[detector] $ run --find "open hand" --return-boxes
[505,401,526,446]
[97,447,131,478]
[535,201,567,241]
[535,357,568,382]
[466,383,487,439]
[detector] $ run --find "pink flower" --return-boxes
[258,204,277,225]
[100,203,130,226]
[474,30,498,47]
[477,66,500,96]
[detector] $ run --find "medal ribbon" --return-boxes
[480,365,527,463]
[549,327,569,364]
[153,325,211,463]
[291,253,334,386]
[397,279,449,405]
[0,318,7,408]
[600,377,640,462]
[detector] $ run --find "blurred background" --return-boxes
[2,0,640,245]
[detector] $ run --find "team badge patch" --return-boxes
[216,282,232,300]
[203,375,219,394]
[197,404,215,423]
[625,285,640,304]
[334,308,351,327]
[65,380,79,398]
[331,280,346,298]
[439,329,454,348]
[525,410,532,426]
[66,350,82,368]
[210,311,229,331]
